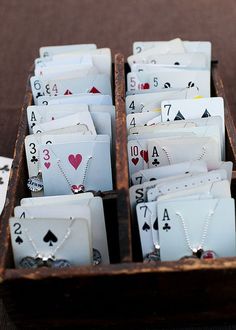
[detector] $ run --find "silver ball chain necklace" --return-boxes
[176,201,219,260]
[19,218,76,269]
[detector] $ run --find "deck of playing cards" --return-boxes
[127,38,236,262]
[27,43,114,197]
[10,43,114,269]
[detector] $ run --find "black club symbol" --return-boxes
[36,92,43,99]
[31,123,36,129]
[31,156,38,164]
[152,159,159,166]
[163,223,171,232]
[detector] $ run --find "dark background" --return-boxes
[0,0,236,328]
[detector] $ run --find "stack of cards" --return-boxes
[10,192,109,268]
[10,44,114,269]
[0,156,12,215]
[127,38,236,262]
[27,43,114,197]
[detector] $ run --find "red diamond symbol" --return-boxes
[89,86,101,94]
[64,89,72,95]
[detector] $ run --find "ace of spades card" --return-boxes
[10,217,92,268]
[40,138,112,195]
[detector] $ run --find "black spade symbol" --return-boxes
[174,111,185,120]
[43,230,58,246]
[15,236,23,245]
[153,218,158,231]
[142,222,150,232]
[201,109,211,118]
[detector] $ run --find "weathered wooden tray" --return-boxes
[0,54,236,329]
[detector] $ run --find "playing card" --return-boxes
[127,69,210,97]
[129,172,199,220]
[14,204,92,229]
[130,38,185,60]
[126,89,187,114]
[147,169,227,202]
[130,53,208,69]
[161,97,224,126]
[183,41,212,69]
[157,198,235,261]
[127,133,197,176]
[48,74,111,97]
[131,160,208,185]
[20,192,94,205]
[40,137,112,195]
[17,195,109,264]
[126,112,161,131]
[37,94,113,106]
[157,180,231,203]
[148,136,221,170]
[14,196,109,264]
[33,112,97,135]
[40,132,108,145]
[27,104,89,134]
[39,44,97,58]
[128,121,196,136]
[35,63,98,78]
[30,76,46,105]
[133,41,211,68]
[25,126,90,182]
[0,156,13,215]
[10,217,92,268]
[49,48,112,77]
[136,201,158,259]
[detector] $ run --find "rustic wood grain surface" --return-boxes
[0,0,236,328]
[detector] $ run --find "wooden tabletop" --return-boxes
[0,0,236,328]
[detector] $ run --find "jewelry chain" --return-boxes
[161,145,207,165]
[24,218,75,259]
[176,200,219,254]
[48,146,93,190]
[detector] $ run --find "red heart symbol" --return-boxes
[139,82,150,90]
[140,150,148,163]
[132,157,139,165]
[68,154,82,170]
[44,162,51,169]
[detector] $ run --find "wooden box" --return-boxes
[0,54,236,329]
